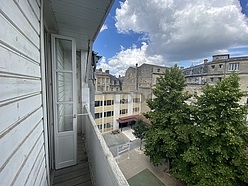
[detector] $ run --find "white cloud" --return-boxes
[100,24,108,32]
[115,0,248,62]
[97,42,165,76]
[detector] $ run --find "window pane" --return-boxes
[57,103,73,132]
[55,38,72,70]
[56,72,73,102]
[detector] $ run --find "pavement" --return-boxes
[117,149,183,186]
[102,127,140,157]
[102,127,184,186]
[121,128,137,141]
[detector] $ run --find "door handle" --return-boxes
[73,114,77,118]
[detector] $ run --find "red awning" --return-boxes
[117,114,151,125]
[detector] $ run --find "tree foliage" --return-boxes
[144,67,248,185]
[175,73,248,185]
[133,119,148,149]
[144,65,193,165]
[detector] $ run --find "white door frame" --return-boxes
[51,34,77,169]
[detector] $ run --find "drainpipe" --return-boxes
[135,63,138,91]
[224,61,227,78]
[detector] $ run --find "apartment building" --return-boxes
[95,68,122,92]
[95,92,142,132]
[122,63,168,112]
[0,0,129,185]
[182,54,248,104]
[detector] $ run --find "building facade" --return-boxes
[122,63,168,112]
[95,92,142,132]
[182,54,248,104]
[95,68,122,92]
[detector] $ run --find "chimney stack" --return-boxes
[105,70,109,74]
[204,59,208,64]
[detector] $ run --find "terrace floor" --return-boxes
[52,134,92,186]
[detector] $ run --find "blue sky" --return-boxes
[94,0,248,76]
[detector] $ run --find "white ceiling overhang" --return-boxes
[44,0,114,50]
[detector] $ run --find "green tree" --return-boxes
[144,65,193,167]
[176,73,248,185]
[133,119,148,150]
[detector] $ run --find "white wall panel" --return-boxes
[0,0,49,185]
[0,107,43,168]
[0,77,41,102]
[13,145,44,186]
[14,0,40,34]
[0,124,44,185]
[0,1,40,48]
[0,93,41,133]
[0,13,40,63]
[0,44,40,77]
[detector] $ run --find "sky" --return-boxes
[93,0,248,77]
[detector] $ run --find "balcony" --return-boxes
[52,134,92,186]
[52,106,128,186]
[82,106,129,186]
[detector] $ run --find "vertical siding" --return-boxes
[0,0,49,185]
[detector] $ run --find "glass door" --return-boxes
[51,34,77,169]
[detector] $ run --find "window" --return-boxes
[106,86,109,91]
[104,100,114,106]
[97,77,101,84]
[228,63,239,71]
[157,68,160,72]
[104,122,113,129]
[102,78,105,84]
[120,99,128,104]
[111,88,113,91]
[104,111,114,117]
[218,77,222,81]
[120,109,128,115]
[133,107,139,112]
[97,125,102,130]
[133,98,140,103]
[210,77,214,82]
[95,113,102,119]
[106,78,109,84]
[219,64,223,68]
[95,101,102,107]
[211,65,215,69]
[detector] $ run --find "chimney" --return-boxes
[180,66,184,70]
[105,70,109,74]
[99,68,102,72]
[204,59,208,64]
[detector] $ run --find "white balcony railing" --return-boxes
[82,106,129,186]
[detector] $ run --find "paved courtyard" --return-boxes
[117,149,183,186]
[102,128,184,186]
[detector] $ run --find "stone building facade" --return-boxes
[122,64,168,112]
[182,54,248,104]
[95,68,122,92]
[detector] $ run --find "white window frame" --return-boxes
[228,63,239,71]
